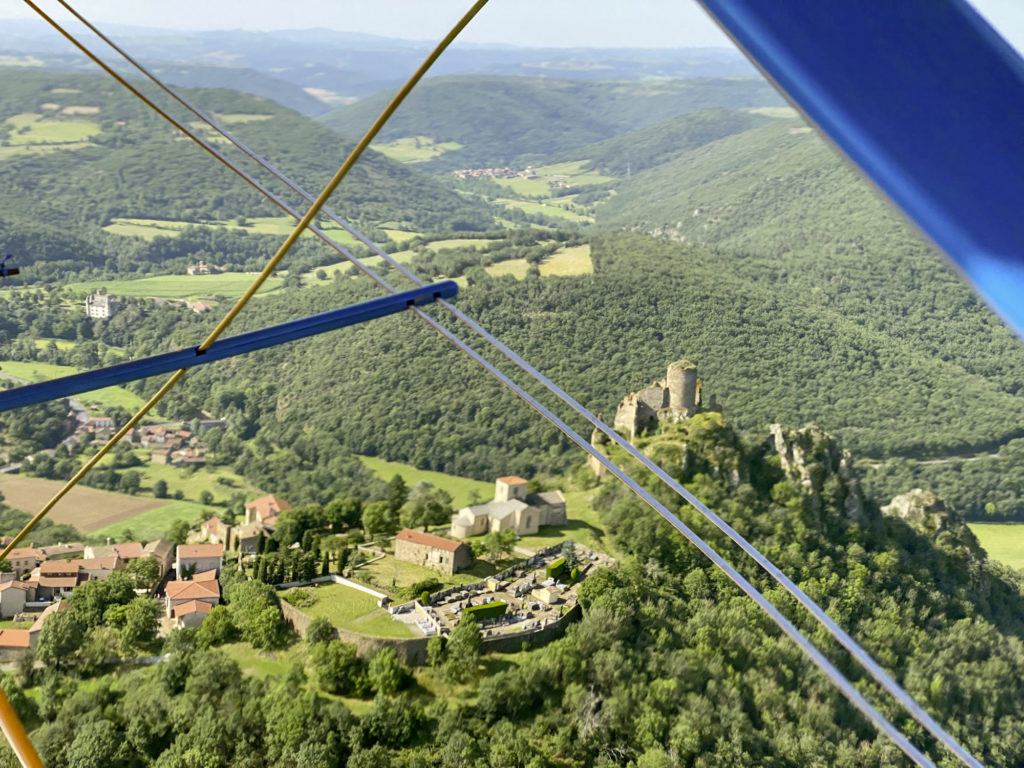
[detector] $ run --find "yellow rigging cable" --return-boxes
[0,2,489,764]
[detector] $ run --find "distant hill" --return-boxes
[0,71,492,280]
[317,75,784,169]
[1,19,759,101]
[560,107,774,176]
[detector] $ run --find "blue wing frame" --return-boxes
[698,0,1024,337]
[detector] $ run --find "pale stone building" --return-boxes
[450,476,567,539]
[394,529,471,576]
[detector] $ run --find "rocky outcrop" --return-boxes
[881,488,984,560]
[770,423,866,522]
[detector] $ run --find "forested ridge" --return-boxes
[318,76,783,170]
[6,418,1024,766]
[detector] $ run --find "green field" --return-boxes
[373,136,462,163]
[748,106,801,119]
[485,259,530,279]
[281,582,412,638]
[357,455,491,508]
[354,555,485,594]
[62,273,283,301]
[0,359,147,413]
[539,245,593,277]
[501,199,593,222]
[4,112,101,145]
[97,450,265,506]
[425,238,499,252]
[969,523,1024,570]
[32,338,78,351]
[382,229,421,244]
[102,216,361,246]
[91,499,209,542]
[492,177,551,197]
[530,160,615,186]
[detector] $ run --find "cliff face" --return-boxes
[770,423,866,523]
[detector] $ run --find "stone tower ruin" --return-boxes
[667,360,698,413]
[611,360,722,441]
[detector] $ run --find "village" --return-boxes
[0,472,610,665]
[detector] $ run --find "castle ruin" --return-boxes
[612,360,721,441]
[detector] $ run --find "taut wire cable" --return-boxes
[53,13,983,764]
[6,3,982,766]
[0,4,489,765]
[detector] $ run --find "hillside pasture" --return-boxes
[373,136,462,163]
[61,273,283,301]
[969,523,1024,570]
[539,245,593,276]
[357,455,491,508]
[102,216,360,246]
[4,112,101,145]
[500,199,592,222]
[91,499,209,542]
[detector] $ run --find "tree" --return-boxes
[386,474,409,512]
[311,639,366,696]
[165,518,190,546]
[119,470,141,495]
[400,487,454,532]
[67,719,130,768]
[36,609,85,670]
[368,647,409,696]
[153,478,168,499]
[199,489,214,506]
[306,616,335,645]
[126,556,160,590]
[426,635,445,668]
[118,596,160,655]
[362,500,398,539]
[195,605,237,648]
[443,616,481,684]
[474,528,517,564]
[226,580,286,650]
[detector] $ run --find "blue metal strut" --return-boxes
[698,0,1024,338]
[0,280,458,413]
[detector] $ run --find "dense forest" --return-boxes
[317,76,783,170]
[4,418,1024,766]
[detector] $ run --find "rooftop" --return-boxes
[166,580,219,600]
[177,544,223,560]
[0,629,31,648]
[174,600,213,617]
[396,528,465,553]
[497,475,528,485]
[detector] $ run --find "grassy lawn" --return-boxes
[91,499,209,542]
[0,620,32,629]
[357,455,491,508]
[32,338,78,351]
[62,273,284,301]
[281,582,412,638]
[515,489,610,555]
[484,259,530,279]
[221,641,305,678]
[969,523,1024,569]
[539,245,593,277]
[373,136,462,163]
[354,555,484,594]
[0,359,147,413]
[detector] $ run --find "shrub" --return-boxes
[545,558,566,580]
[463,601,507,622]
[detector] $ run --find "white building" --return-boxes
[85,292,117,319]
[450,476,567,539]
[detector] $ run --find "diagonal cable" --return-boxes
[51,12,985,766]
[11,4,981,765]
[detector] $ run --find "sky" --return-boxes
[1,0,1022,52]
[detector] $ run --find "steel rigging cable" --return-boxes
[10,2,982,765]
[44,13,986,766]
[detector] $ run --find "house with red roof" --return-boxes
[164,579,220,618]
[174,600,213,628]
[0,579,35,619]
[394,528,471,576]
[175,544,223,578]
[36,561,82,600]
[0,629,32,661]
[244,495,291,526]
[6,547,42,578]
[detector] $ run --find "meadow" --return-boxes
[373,135,462,163]
[357,455,491,508]
[4,112,101,145]
[61,273,284,301]
[969,523,1024,570]
[102,216,361,246]
[90,499,209,542]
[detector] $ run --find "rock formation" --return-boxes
[613,360,721,440]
